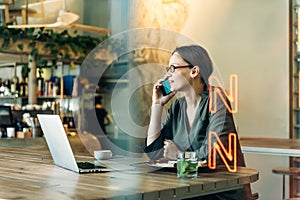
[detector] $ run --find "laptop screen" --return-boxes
[37,114,80,172]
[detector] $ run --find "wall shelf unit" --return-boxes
[291,0,300,197]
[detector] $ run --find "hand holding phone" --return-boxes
[159,79,172,96]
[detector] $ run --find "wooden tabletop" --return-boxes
[240,137,300,157]
[0,144,259,200]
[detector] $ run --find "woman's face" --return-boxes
[167,52,193,92]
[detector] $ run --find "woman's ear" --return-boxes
[190,66,200,78]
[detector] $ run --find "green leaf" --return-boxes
[2,38,9,49]
[17,44,24,51]
[37,57,47,66]
[30,48,38,57]
[28,41,36,49]
[21,63,30,78]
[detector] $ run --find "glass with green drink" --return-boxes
[176,151,198,178]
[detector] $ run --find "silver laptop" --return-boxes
[37,114,112,173]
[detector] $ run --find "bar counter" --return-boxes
[0,138,259,199]
[240,137,300,156]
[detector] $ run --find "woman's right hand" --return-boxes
[152,77,176,106]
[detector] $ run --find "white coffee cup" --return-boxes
[94,150,112,160]
[6,127,15,138]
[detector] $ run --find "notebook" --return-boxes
[37,114,113,173]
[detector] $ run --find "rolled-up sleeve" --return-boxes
[144,103,175,160]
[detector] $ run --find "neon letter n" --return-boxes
[208,132,237,172]
[209,74,238,114]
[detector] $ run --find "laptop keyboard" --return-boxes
[77,162,106,169]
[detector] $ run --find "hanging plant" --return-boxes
[21,63,30,79]
[0,24,108,71]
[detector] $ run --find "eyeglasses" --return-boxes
[166,65,194,73]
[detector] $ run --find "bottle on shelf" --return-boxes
[48,81,53,96]
[44,80,49,96]
[10,76,18,96]
[0,78,4,96]
[25,77,28,97]
[19,77,28,97]
[37,78,44,97]
[52,76,60,97]
[15,76,20,96]
[53,81,58,97]
[37,68,44,97]
[3,79,11,96]
[19,78,24,97]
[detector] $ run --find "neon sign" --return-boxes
[209,74,238,114]
[208,132,237,172]
[207,74,238,172]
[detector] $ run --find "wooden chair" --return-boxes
[8,0,45,25]
[272,167,300,200]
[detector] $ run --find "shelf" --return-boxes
[0,62,25,68]
[0,95,23,99]
[0,95,79,99]
[37,96,79,99]
[0,60,81,69]
[100,79,128,84]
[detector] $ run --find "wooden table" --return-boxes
[0,145,259,200]
[240,137,300,157]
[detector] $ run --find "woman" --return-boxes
[144,45,251,200]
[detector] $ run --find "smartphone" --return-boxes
[160,79,172,96]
